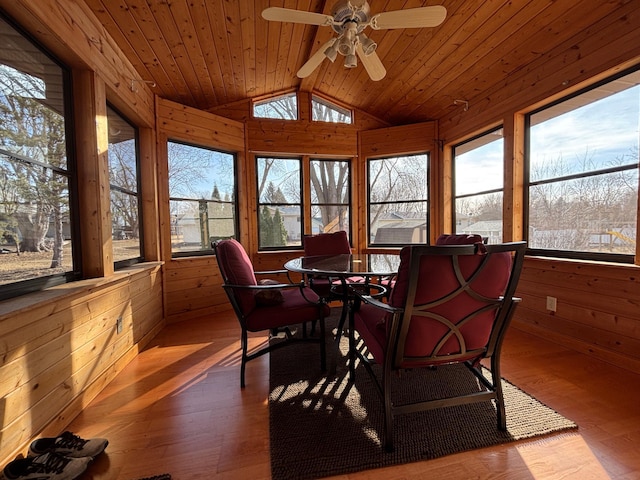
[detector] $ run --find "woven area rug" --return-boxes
[269,318,577,480]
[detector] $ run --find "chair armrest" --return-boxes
[224,281,304,290]
[255,269,295,283]
[255,269,289,276]
[353,293,402,315]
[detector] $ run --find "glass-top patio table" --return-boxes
[284,253,401,371]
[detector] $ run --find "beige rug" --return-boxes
[269,320,577,480]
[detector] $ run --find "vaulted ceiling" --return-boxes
[82,0,630,125]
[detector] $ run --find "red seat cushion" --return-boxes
[246,287,330,331]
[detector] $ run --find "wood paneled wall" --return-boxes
[1,0,640,469]
[0,0,164,466]
[517,258,640,373]
[0,264,163,464]
[156,98,246,323]
[435,2,640,373]
[158,93,391,320]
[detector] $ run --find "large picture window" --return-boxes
[368,154,429,246]
[453,128,504,244]
[256,157,352,250]
[257,157,302,249]
[107,106,142,266]
[0,15,76,300]
[168,141,237,256]
[527,68,640,261]
[310,159,351,235]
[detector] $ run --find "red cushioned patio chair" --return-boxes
[348,241,526,451]
[214,238,330,387]
[302,230,356,298]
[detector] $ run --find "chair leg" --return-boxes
[492,355,506,430]
[348,309,356,380]
[240,329,248,388]
[319,316,326,372]
[383,365,394,452]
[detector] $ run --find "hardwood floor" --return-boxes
[68,309,640,480]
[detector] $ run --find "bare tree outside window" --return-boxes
[528,69,640,258]
[368,154,429,245]
[311,96,352,124]
[0,18,74,294]
[253,93,298,120]
[168,141,236,254]
[310,159,350,235]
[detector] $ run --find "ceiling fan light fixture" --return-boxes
[344,53,357,68]
[338,36,353,56]
[324,42,339,62]
[357,33,377,56]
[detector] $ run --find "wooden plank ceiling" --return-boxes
[82,0,627,125]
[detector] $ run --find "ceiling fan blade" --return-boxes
[370,5,447,30]
[356,43,386,81]
[297,38,337,78]
[262,7,334,26]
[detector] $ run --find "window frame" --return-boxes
[311,95,353,124]
[256,156,304,251]
[524,66,640,263]
[255,156,354,251]
[367,153,430,247]
[309,158,352,239]
[167,139,239,258]
[107,103,144,268]
[452,127,504,244]
[0,12,80,301]
[252,92,298,120]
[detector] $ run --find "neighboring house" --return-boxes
[455,212,475,231]
[372,212,428,244]
[461,220,503,244]
[172,200,235,247]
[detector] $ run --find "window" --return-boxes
[368,154,429,246]
[107,106,142,266]
[253,93,298,120]
[526,68,640,261]
[312,95,352,124]
[453,128,504,244]
[0,15,76,300]
[310,159,351,234]
[257,157,302,249]
[168,141,237,256]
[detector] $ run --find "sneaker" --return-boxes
[3,452,91,480]
[28,431,108,459]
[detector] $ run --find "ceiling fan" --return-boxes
[262,1,446,81]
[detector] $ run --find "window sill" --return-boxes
[0,261,164,320]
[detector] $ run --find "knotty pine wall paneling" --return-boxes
[0,264,163,465]
[74,69,114,278]
[156,98,245,323]
[0,0,164,465]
